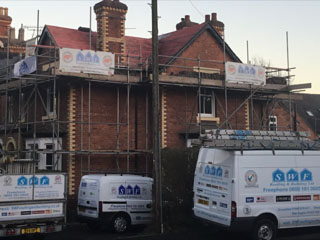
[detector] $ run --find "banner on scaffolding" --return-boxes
[25,38,36,57]
[59,48,115,75]
[13,56,37,77]
[225,62,266,86]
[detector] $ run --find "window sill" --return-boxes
[42,114,56,121]
[197,115,220,124]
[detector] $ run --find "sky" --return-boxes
[2,0,320,94]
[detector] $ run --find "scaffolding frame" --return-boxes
[0,35,299,181]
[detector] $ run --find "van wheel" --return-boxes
[111,214,130,233]
[252,218,277,240]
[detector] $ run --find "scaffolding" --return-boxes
[0,31,303,193]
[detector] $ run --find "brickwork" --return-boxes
[94,3,127,54]
[166,31,232,75]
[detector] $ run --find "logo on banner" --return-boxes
[62,51,73,63]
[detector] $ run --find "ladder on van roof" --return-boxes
[191,129,320,151]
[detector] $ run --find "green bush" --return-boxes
[161,147,200,229]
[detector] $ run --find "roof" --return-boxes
[41,22,241,67]
[295,94,320,135]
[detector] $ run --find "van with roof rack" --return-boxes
[193,130,320,240]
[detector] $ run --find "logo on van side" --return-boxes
[245,170,258,187]
[204,165,223,177]
[118,185,141,196]
[272,169,312,182]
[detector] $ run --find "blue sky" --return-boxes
[2,0,320,93]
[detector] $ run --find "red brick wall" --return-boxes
[166,30,232,75]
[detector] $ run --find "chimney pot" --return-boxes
[205,14,210,22]
[18,24,24,41]
[181,18,185,21]
[211,13,217,21]
[0,7,3,16]
[185,15,190,22]
[10,27,15,41]
[4,8,8,16]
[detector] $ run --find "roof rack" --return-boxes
[191,129,320,151]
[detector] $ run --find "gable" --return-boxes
[164,29,236,75]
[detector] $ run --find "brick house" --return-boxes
[0,0,315,206]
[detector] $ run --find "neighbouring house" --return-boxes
[0,0,315,213]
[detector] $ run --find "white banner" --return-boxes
[0,174,66,202]
[13,56,37,77]
[0,203,64,221]
[25,38,36,57]
[225,62,266,86]
[59,48,115,75]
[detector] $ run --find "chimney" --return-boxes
[94,0,128,55]
[205,14,210,23]
[10,27,15,40]
[0,6,12,38]
[208,12,224,37]
[211,13,217,21]
[176,15,199,30]
[18,24,24,41]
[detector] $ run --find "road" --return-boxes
[42,223,320,240]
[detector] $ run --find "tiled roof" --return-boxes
[158,23,205,64]
[43,23,240,66]
[45,25,152,65]
[46,25,97,50]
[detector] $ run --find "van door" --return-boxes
[125,179,152,225]
[296,153,320,227]
[193,148,232,226]
[78,177,100,218]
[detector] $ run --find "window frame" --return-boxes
[198,89,216,117]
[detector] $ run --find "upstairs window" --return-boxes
[199,89,216,117]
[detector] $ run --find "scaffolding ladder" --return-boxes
[191,129,320,151]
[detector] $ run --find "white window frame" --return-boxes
[198,89,216,117]
[25,138,62,171]
[268,115,277,131]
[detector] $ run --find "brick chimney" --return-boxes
[176,15,199,30]
[0,7,12,38]
[94,0,128,54]
[10,27,15,40]
[18,24,25,41]
[206,12,224,37]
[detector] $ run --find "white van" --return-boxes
[77,174,153,233]
[193,147,320,240]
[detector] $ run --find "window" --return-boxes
[199,89,215,117]
[268,115,277,131]
[25,138,62,171]
[45,144,54,170]
[26,144,39,169]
